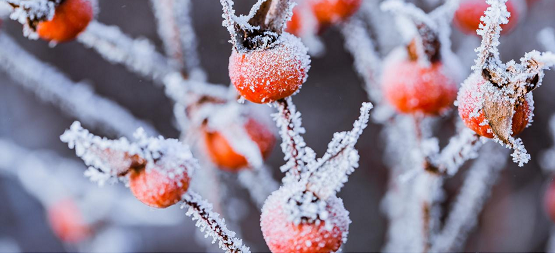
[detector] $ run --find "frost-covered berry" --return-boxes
[129,167,190,208]
[203,118,276,172]
[47,198,91,243]
[311,0,362,26]
[454,0,520,35]
[260,188,350,253]
[229,33,310,104]
[544,178,555,222]
[381,49,458,115]
[37,0,94,42]
[457,74,532,138]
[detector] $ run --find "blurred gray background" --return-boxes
[1,0,555,252]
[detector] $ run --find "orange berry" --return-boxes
[381,54,458,115]
[544,178,555,222]
[37,0,94,42]
[457,75,532,138]
[454,0,519,35]
[47,198,91,243]
[229,33,310,104]
[260,189,350,253]
[203,118,275,172]
[129,167,190,208]
[310,0,361,26]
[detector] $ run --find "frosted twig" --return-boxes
[60,121,197,186]
[3,0,58,39]
[181,191,251,253]
[538,28,555,52]
[341,16,382,103]
[472,0,509,76]
[149,0,204,79]
[272,97,314,181]
[430,143,509,252]
[0,33,156,137]
[219,0,238,47]
[306,102,373,199]
[425,128,483,176]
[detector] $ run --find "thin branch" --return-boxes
[181,191,251,253]
[430,143,509,252]
[0,33,157,137]
[424,128,483,176]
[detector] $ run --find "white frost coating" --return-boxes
[238,166,279,209]
[0,34,156,137]
[341,16,382,103]
[306,102,373,200]
[272,97,315,181]
[5,0,59,39]
[181,191,251,253]
[431,143,508,252]
[149,0,205,80]
[60,121,197,186]
[437,128,484,175]
[473,0,509,72]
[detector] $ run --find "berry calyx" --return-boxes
[381,49,458,115]
[129,167,190,208]
[203,118,276,172]
[457,74,533,138]
[47,198,91,243]
[260,188,350,253]
[229,33,310,104]
[454,0,520,35]
[37,0,94,42]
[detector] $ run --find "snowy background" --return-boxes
[1,0,555,252]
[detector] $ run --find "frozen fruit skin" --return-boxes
[310,0,362,25]
[37,0,94,42]
[454,0,519,35]
[229,33,310,104]
[47,198,91,243]
[457,75,532,138]
[260,189,350,253]
[544,179,555,222]
[129,167,190,208]
[381,57,458,115]
[204,118,276,172]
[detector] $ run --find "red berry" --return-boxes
[381,52,458,115]
[37,0,94,42]
[454,0,520,35]
[457,74,532,138]
[129,167,190,208]
[310,0,362,26]
[47,198,91,243]
[260,189,350,253]
[286,6,312,37]
[203,118,276,172]
[229,33,310,104]
[544,178,555,222]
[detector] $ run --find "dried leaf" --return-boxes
[482,90,514,145]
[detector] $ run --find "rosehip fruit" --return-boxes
[203,118,275,172]
[229,33,310,104]
[544,178,555,222]
[129,167,190,208]
[260,189,350,253]
[310,0,362,26]
[454,0,520,35]
[37,0,94,43]
[47,198,91,243]
[381,50,458,115]
[457,74,532,138]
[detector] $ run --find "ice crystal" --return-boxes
[60,121,197,186]
[0,34,156,137]
[5,0,59,39]
[181,191,251,253]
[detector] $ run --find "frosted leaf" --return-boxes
[306,102,373,199]
[60,121,197,186]
[272,97,314,181]
[181,191,251,253]
[5,0,59,39]
[0,34,156,137]
[431,143,508,252]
